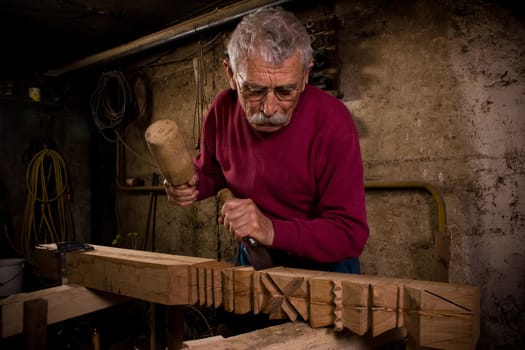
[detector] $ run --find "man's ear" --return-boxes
[307,61,314,75]
[303,61,314,87]
[301,62,314,90]
[223,59,237,90]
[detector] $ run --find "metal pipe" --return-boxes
[364,181,447,234]
[45,0,295,77]
[365,180,449,282]
[116,177,448,231]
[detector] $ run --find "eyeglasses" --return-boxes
[239,83,303,102]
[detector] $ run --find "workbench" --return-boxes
[1,244,479,349]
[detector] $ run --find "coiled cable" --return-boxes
[90,70,138,142]
[90,70,156,168]
[19,148,74,264]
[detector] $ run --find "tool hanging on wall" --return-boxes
[143,172,160,251]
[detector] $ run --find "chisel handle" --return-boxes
[216,188,273,270]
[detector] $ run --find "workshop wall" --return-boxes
[108,0,523,348]
[0,100,92,260]
[337,1,524,348]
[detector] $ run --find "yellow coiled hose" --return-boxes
[20,148,74,264]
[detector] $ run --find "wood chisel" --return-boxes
[217,188,274,270]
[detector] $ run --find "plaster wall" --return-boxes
[114,0,524,347]
[0,104,92,258]
[335,1,524,346]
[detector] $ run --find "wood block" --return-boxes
[309,273,337,328]
[252,269,265,315]
[310,272,379,328]
[1,284,129,338]
[403,280,480,350]
[183,335,226,348]
[35,244,214,305]
[252,267,291,318]
[192,262,206,306]
[222,267,234,313]
[211,261,235,308]
[23,298,47,349]
[341,281,369,335]
[181,321,367,349]
[261,267,316,321]
[202,261,235,308]
[33,245,60,281]
[188,261,199,305]
[233,266,254,315]
[370,277,411,337]
[191,261,221,307]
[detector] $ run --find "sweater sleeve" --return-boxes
[270,109,369,263]
[193,94,227,200]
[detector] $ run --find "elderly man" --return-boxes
[165,6,368,273]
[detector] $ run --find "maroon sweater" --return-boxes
[194,85,369,264]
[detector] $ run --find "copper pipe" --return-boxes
[365,180,449,282]
[364,181,447,234]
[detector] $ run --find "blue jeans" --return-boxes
[238,244,361,274]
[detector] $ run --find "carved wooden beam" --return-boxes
[32,244,479,349]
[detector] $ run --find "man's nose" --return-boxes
[261,90,279,116]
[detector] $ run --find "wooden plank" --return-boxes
[167,305,186,350]
[23,298,47,350]
[403,280,480,350]
[35,244,214,305]
[181,321,367,349]
[1,284,129,338]
[183,335,226,348]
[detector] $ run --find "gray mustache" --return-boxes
[248,112,288,126]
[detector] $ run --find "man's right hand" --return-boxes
[164,173,199,207]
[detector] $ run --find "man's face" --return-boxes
[232,54,309,133]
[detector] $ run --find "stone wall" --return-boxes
[72,0,525,348]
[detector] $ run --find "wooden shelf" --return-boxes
[0,95,64,111]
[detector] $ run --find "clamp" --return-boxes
[56,241,94,284]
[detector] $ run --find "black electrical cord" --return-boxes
[90,70,138,142]
[90,70,157,169]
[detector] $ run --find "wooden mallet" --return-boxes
[144,119,194,185]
